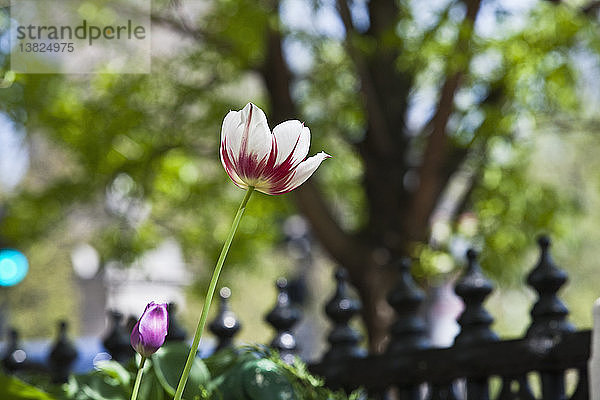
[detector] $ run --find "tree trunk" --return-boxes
[258,0,484,352]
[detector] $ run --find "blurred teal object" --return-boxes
[0,248,28,286]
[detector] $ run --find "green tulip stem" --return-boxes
[173,186,255,400]
[130,356,146,400]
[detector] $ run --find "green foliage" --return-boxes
[151,343,210,399]
[0,373,57,400]
[211,355,295,399]
[199,345,365,400]
[409,2,595,282]
[0,344,364,400]
[65,372,129,400]
[60,343,211,400]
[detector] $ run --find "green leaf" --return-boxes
[202,348,237,377]
[211,354,296,400]
[138,371,165,400]
[70,372,128,400]
[94,360,131,387]
[239,358,296,400]
[151,342,211,400]
[215,364,246,400]
[0,373,58,400]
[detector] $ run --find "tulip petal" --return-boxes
[221,103,274,186]
[131,302,168,357]
[220,145,249,190]
[220,104,270,160]
[138,305,168,348]
[219,103,330,194]
[272,120,310,168]
[271,152,331,195]
[220,110,242,157]
[238,103,272,163]
[131,321,142,348]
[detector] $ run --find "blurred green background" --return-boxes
[0,0,599,351]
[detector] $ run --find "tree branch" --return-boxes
[294,183,365,268]
[408,73,463,240]
[335,0,398,157]
[150,13,233,52]
[580,1,600,16]
[407,0,483,241]
[335,0,414,254]
[258,15,363,270]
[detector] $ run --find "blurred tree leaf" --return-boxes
[0,373,57,400]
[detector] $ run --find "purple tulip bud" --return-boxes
[130,302,169,358]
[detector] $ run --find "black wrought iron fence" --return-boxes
[310,236,591,400]
[1,235,592,400]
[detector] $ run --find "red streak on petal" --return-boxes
[221,137,246,188]
[242,132,300,194]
